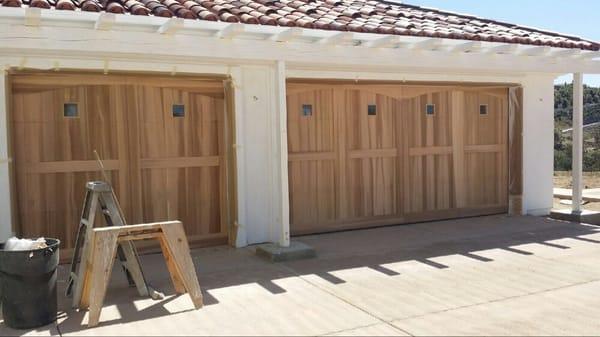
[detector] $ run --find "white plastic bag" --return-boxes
[4,237,47,251]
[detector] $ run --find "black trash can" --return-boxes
[0,238,60,329]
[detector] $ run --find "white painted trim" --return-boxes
[229,66,248,247]
[519,46,551,57]
[572,73,584,213]
[216,23,246,39]
[24,7,41,27]
[94,12,115,31]
[0,72,13,241]
[275,60,290,247]
[157,17,184,35]
[270,27,303,42]
[527,208,551,217]
[286,68,533,84]
[452,41,482,53]
[0,8,598,74]
[363,35,400,49]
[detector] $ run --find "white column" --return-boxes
[275,60,290,247]
[0,71,14,241]
[572,73,584,214]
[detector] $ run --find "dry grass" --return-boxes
[553,171,600,189]
[554,171,600,211]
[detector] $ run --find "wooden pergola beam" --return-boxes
[158,17,184,35]
[317,32,355,45]
[216,23,245,39]
[95,13,116,31]
[363,35,400,49]
[270,28,303,42]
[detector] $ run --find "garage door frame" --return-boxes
[286,79,523,235]
[6,70,239,256]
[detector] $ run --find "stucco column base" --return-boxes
[550,209,600,225]
[255,241,316,263]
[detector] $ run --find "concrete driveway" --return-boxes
[2,215,600,336]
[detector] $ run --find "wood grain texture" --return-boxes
[9,73,229,255]
[79,221,203,327]
[86,229,119,327]
[508,86,523,215]
[287,83,509,234]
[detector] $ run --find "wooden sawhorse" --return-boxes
[75,221,203,327]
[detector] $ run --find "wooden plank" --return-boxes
[140,157,220,169]
[72,193,99,309]
[508,87,523,215]
[223,79,239,246]
[159,234,186,294]
[159,222,203,309]
[117,232,162,241]
[347,148,397,159]
[25,160,120,173]
[11,72,226,92]
[288,152,336,162]
[465,144,506,153]
[334,88,348,221]
[86,229,119,327]
[408,146,453,156]
[291,205,508,236]
[451,90,467,208]
[93,220,181,233]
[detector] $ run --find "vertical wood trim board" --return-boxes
[508,86,524,215]
[224,78,239,246]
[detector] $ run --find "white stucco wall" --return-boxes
[521,75,556,216]
[232,65,289,247]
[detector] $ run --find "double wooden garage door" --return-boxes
[10,73,230,256]
[287,82,509,234]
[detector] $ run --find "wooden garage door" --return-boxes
[9,73,230,256]
[287,82,508,234]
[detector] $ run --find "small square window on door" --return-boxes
[479,104,489,115]
[426,104,435,116]
[302,104,313,117]
[367,104,377,116]
[172,104,185,117]
[63,103,79,118]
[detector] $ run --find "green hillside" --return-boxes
[554,84,600,171]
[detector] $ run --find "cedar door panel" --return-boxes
[10,74,229,257]
[286,88,336,233]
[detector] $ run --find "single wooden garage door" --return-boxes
[9,73,231,257]
[287,82,509,234]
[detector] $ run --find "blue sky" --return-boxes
[402,0,600,87]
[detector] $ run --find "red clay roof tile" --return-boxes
[2,0,598,50]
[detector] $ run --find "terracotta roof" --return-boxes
[2,0,599,51]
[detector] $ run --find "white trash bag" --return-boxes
[4,237,48,251]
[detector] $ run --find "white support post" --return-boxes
[0,71,13,241]
[572,72,584,214]
[275,60,290,247]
